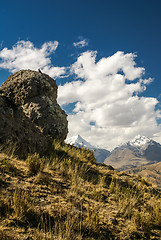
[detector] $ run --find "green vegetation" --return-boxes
[0,142,160,239]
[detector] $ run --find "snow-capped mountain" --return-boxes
[66,135,94,149]
[129,135,151,147]
[65,135,110,163]
[104,135,161,170]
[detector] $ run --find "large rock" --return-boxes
[0,70,68,158]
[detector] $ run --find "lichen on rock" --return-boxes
[0,70,68,158]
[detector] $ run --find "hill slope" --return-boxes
[126,161,161,188]
[0,143,161,240]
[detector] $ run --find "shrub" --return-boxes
[26,153,44,175]
[11,189,33,218]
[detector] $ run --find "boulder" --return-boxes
[0,70,68,158]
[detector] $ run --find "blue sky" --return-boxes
[1,0,161,149]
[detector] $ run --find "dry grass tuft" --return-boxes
[26,153,45,175]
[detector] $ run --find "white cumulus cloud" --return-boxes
[0,40,66,78]
[58,51,161,150]
[73,39,88,48]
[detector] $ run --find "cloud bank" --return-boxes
[0,40,66,78]
[0,40,161,149]
[58,51,161,149]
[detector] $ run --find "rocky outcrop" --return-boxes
[0,70,68,158]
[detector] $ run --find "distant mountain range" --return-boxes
[104,135,161,170]
[65,135,110,163]
[66,134,161,188]
[66,135,161,167]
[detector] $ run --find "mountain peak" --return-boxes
[129,135,151,147]
[105,134,161,170]
[65,134,110,163]
[65,134,93,148]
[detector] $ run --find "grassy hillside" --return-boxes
[126,161,161,189]
[0,142,161,240]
